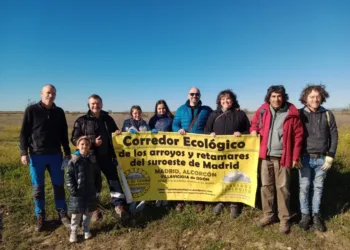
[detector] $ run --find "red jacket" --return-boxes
[250,102,303,167]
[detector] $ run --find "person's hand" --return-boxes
[250,131,258,136]
[151,129,158,134]
[321,156,334,170]
[233,132,241,137]
[95,136,102,146]
[178,129,186,135]
[129,129,137,134]
[21,155,29,166]
[115,130,121,135]
[210,132,216,137]
[292,160,302,169]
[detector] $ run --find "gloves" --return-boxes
[151,129,158,134]
[321,156,333,170]
[129,129,137,134]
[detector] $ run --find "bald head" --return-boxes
[188,87,201,107]
[40,84,56,108]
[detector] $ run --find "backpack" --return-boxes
[299,109,330,127]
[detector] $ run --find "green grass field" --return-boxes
[1,124,350,250]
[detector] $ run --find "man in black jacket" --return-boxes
[19,84,71,232]
[71,94,129,223]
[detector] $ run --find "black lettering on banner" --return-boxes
[183,137,246,151]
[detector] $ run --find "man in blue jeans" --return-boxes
[298,84,338,232]
[20,84,71,232]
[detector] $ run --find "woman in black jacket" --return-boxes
[204,89,250,219]
[66,136,102,243]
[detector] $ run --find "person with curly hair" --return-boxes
[297,84,338,232]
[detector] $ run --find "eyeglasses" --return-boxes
[189,93,200,97]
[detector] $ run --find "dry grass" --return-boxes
[1,115,350,250]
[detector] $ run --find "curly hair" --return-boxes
[264,85,289,103]
[216,89,240,110]
[154,100,174,119]
[299,84,329,105]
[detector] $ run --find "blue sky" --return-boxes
[1,0,349,112]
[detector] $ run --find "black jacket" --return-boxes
[299,106,338,158]
[66,153,102,213]
[204,108,250,135]
[71,110,118,158]
[19,102,70,156]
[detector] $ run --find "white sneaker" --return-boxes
[84,231,92,240]
[69,230,78,243]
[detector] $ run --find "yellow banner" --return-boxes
[113,132,260,207]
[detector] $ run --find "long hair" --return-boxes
[299,84,329,105]
[216,89,240,110]
[130,105,142,116]
[154,100,174,118]
[264,85,289,103]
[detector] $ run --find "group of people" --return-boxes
[19,83,338,242]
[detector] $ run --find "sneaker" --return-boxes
[69,230,78,243]
[195,203,205,213]
[279,220,291,234]
[115,205,130,224]
[91,209,103,222]
[59,212,71,228]
[84,231,92,240]
[313,213,327,232]
[230,204,241,219]
[213,203,224,216]
[256,216,278,228]
[175,202,184,212]
[298,213,311,231]
[35,215,45,232]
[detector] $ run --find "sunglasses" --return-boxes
[189,93,200,97]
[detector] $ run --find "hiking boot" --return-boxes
[230,204,241,219]
[279,220,291,234]
[313,213,326,232]
[256,216,278,228]
[59,211,71,228]
[298,213,311,231]
[195,203,205,213]
[115,205,130,225]
[35,215,45,232]
[69,230,78,243]
[91,209,103,222]
[175,202,185,212]
[213,203,224,216]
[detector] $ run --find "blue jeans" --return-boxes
[29,153,67,217]
[298,156,327,215]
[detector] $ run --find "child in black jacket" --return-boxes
[66,136,102,243]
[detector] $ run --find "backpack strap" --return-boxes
[214,111,229,123]
[325,111,330,127]
[186,107,202,132]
